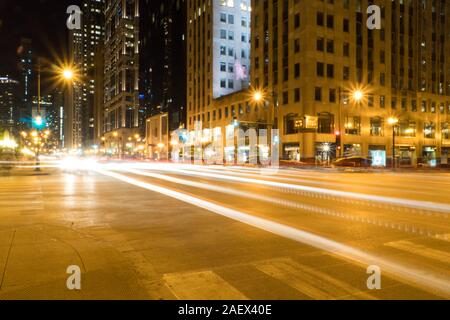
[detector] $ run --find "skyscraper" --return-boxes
[66,0,105,150]
[103,0,140,156]
[186,0,252,132]
[139,0,187,132]
[17,38,34,127]
[0,76,19,131]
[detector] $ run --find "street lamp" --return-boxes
[353,90,364,102]
[388,117,399,170]
[62,69,74,81]
[337,88,366,158]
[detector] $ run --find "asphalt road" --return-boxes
[0,162,449,300]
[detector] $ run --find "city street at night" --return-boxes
[1,0,450,310]
[0,163,448,300]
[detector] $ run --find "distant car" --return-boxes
[333,157,372,168]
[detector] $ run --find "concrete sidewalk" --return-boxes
[0,170,169,300]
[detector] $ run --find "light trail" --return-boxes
[122,167,449,238]
[125,164,450,214]
[96,167,450,298]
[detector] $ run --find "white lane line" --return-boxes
[97,168,450,298]
[133,166,450,214]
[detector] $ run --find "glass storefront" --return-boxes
[397,146,416,166]
[369,145,386,167]
[441,148,450,166]
[343,144,362,157]
[283,143,300,161]
[315,143,336,164]
[422,146,437,167]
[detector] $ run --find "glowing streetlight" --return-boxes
[253,91,263,102]
[62,68,74,81]
[353,90,364,102]
[388,117,399,125]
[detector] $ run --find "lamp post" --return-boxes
[388,117,399,170]
[337,88,364,158]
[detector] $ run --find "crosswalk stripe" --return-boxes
[434,234,450,242]
[254,258,376,300]
[385,240,450,265]
[163,271,248,300]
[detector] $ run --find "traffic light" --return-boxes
[33,116,45,129]
[335,131,342,150]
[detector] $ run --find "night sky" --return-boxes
[0,0,79,78]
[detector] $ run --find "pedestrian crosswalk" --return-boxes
[253,258,376,300]
[385,240,450,265]
[162,257,377,300]
[0,182,44,213]
[161,238,450,300]
[164,271,249,300]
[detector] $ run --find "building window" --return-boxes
[315,87,322,101]
[317,38,324,51]
[284,114,297,135]
[329,89,336,103]
[283,91,289,105]
[317,12,324,26]
[368,94,374,107]
[370,117,384,136]
[343,42,349,56]
[294,14,300,28]
[345,116,361,135]
[397,120,416,137]
[327,64,334,78]
[317,112,334,134]
[380,95,386,108]
[317,62,324,77]
[327,40,334,53]
[424,122,436,139]
[327,15,334,28]
[343,18,349,32]
[442,122,450,140]
[343,66,350,80]
[294,63,300,78]
[294,88,301,102]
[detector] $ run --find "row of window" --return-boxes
[285,113,450,139]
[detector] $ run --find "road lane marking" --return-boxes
[255,258,376,300]
[163,271,248,300]
[385,241,450,265]
[96,168,450,298]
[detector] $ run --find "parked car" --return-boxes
[332,156,372,168]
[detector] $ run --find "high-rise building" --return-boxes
[103,0,140,156]
[50,89,65,149]
[0,76,19,131]
[17,38,34,127]
[186,0,252,132]
[140,0,187,132]
[66,0,105,150]
[249,0,450,166]
[67,27,84,150]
